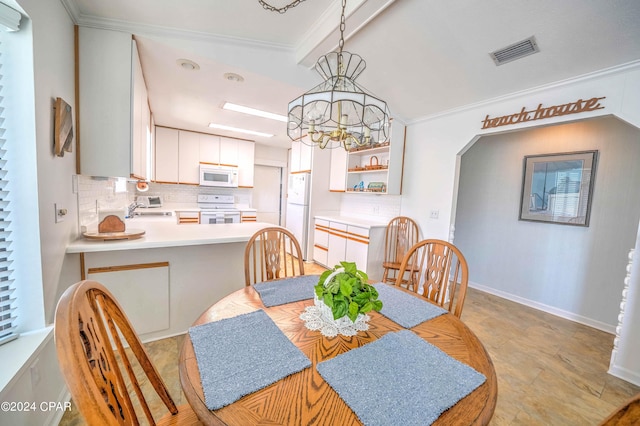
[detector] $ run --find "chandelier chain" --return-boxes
[258,0,308,14]
[338,0,346,54]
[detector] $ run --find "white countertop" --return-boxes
[314,215,388,228]
[67,219,272,253]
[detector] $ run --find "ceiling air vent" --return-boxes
[490,36,539,66]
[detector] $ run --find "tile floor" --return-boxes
[59,262,639,425]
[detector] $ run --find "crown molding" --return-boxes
[407,59,640,126]
[59,0,291,52]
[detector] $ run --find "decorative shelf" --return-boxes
[348,144,390,156]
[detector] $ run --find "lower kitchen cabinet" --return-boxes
[313,217,386,280]
[86,262,170,335]
[240,209,257,223]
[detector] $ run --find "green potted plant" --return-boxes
[315,261,383,323]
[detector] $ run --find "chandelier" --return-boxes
[285,0,391,150]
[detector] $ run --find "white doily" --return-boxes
[300,297,370,337]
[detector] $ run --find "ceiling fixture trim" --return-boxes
[490,36,540,66]
[176,59,200,71]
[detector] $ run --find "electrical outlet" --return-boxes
[30,358,41,387]
[373,205,380,214]
[54,203,67,223]
[429,210,439,219]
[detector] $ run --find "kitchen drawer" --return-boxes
[314,221,330,247]
[313,244,328,267]
[176,210,200,224]
[347,224,369,241]
[329,221,347,233]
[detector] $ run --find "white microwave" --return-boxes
[199,164,238,187]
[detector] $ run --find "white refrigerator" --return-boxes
[286,173,311,260]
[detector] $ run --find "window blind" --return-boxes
[0,40,17,345]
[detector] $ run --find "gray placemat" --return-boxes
[253,275,318,307]
[374,283,448,328]
[188,309,311,410]
[317,330,486,426]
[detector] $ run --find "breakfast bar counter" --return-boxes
[60,220,275,342]
[66,220,272,253]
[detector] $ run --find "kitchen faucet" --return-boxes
[127,202,145,217]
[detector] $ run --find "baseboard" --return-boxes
[468,281,616,334]
[46,389,72,426]
[608,363,640,387]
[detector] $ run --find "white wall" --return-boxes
[0,0,77,423]
[454,117,640,329]
[17,0,79,325]
[401,62,640,385]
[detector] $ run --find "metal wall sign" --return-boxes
[481,96,606,130]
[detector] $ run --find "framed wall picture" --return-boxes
[54,97,73,157]
[519,150,598,226]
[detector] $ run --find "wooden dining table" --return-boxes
[179,283,498,425]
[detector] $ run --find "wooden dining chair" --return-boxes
[54,280,201,426]
[599,392,640,425]
[382,216,420,284]
[244,226,305,286]
[395,239,469,318]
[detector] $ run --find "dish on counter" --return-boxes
[82,229,145,241]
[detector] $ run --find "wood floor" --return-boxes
[59,262,639,425]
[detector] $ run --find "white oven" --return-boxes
[199,164,238,188]
[198,194,241,224]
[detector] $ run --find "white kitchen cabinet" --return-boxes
[131,41,151,180]
[154,127,179,183]
[327,221,347,269]
[329,146,348,191]
[346,225,369,273]
[239,209,257,223]
[178,130,200,184]
[199,133,220,165]
[237,140,255,187]
[154,127,254,186]
[220,137,239,166]
[290,140,313,173]
[345,119,406,195]
[79,27,135,178]
[175,210,200,224]
[86,263,170,336]
[313,218,330,267]
[313,217,386,280]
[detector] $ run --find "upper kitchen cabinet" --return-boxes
[237,140,255,188]
[131,41,151,180]
[178,130,200,184]
[344,119,406,195]
[219,137,238,167]
[78,28,150,179]
[155,127,179,183]
[290,139,313,173]
[199,134,220,165]
[154,126,254,187]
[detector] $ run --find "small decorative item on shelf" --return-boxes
[300,261,383,337]
[367,182,386,192]
[365,155,387,170]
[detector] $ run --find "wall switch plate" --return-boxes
[55,203,67,223]
[430,210,439,219]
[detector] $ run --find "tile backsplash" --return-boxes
[76,175,252,231]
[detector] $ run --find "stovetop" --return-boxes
[197,194,238,211]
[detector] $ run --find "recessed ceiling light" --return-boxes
[223,72,245,83]
[223,102,287,122]
[208,123,273,138]
[176,59,200,71]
